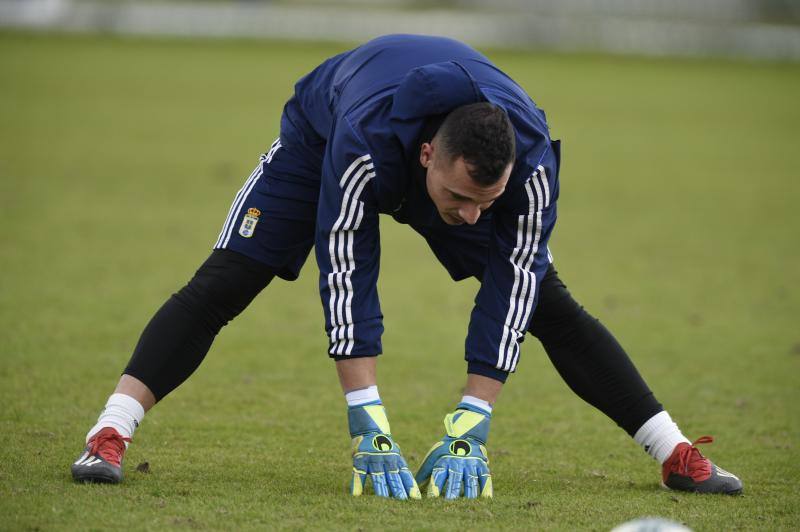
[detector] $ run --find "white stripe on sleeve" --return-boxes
[497,166,547,371]
[327,155,375,355]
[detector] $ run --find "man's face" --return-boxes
[420,140,511,226]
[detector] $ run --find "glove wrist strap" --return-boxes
[348,401,391,437]
[444,404,491,444]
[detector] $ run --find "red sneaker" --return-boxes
[662,436,742,495]
[71,427,131,483]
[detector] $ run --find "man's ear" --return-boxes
[419,142,433,168]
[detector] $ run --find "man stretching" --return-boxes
[71,34,742,498]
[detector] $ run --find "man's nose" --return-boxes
[459,204,481,225]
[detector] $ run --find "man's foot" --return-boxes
[71,427,130,483]
[662,436,742,495]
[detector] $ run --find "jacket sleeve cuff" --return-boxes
[467,361,509,383]
[330,352,381,361]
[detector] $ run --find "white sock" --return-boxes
[460,395,492,415]
[345,385,380,406]
[633,411,691,464]
[86,393,145,442]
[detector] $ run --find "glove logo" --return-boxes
[372,434,393,451]
[449,439,472,456]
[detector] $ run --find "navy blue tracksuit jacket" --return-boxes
[219,34,560,379]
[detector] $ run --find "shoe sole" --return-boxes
[72,464,122,484]
[661,481,742,496]
[73,475,119,484]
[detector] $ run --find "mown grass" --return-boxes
[0,32,798,531]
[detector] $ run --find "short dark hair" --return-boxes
[436,102,515,186]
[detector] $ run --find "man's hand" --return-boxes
[348,402,421,499]
[415,405,493,499]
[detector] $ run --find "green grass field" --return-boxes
[1,32,799,531]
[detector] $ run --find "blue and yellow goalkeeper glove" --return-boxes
[415,403,493,499]
[348,401,421,499]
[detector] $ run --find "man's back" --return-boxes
[290,34,493,139]
[283,33,553,218]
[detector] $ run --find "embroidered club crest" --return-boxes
[238,207,261,238]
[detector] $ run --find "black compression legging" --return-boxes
[124,250,274,400]
[528,266,663,435]
[124,250,661,435]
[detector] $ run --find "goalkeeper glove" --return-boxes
[348,401,421,499]
[415,403,493,499]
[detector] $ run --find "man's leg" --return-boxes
[72,250,274,483]
[73,137,321,483]
[122,249,273,402]
[528,264,742,494]
[528,265,663,436]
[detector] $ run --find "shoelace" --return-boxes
[89,430,131,466]
[674,436,714,481]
